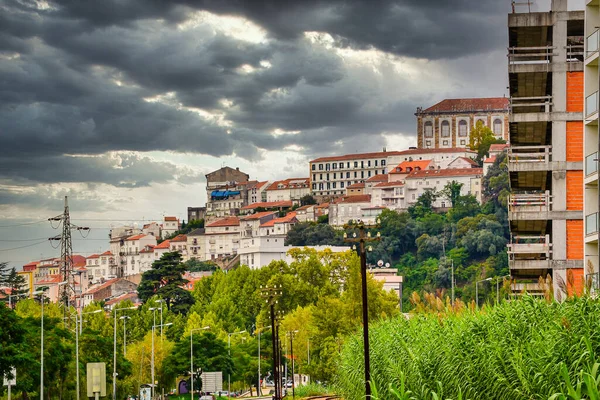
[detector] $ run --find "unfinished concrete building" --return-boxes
[507,0,584,296]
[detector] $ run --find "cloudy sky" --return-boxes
[0,0,583,266]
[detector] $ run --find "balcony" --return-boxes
[507,46,554,65]
[508,146,551,172]
[566,44,584,63]
[508,192,551,214]
[587,30,599,59]
[586,152,598,176]
[586,213,599,236]
[509,96,552,113]
[507,235,552,269]
[586,91,598,118]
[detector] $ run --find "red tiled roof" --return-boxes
[406,168,483,179]
[170,234,187,242]
[374,181,405,188]
[100,251,114,256]
[164,216,178,221]
[366,174,388,182]
[240,211,277,221]
[347,182,365,189]
[241,201,293,210]
[87,254,100,260]
[335,195,371,204]
[489,143,509,152]
[390,160,432,174]
[315,202,330,209]
[396,147,476,156]
[86,278,120,295]
[295,204,314,211]
[254,181,269,190]
[422,97,509,113]
[155,240,171,250]
[450,157,479,167]
[266,178,310,191]
[484,155,497,164]
[260,212,298,227]
[206,217,240,227]
[72,255,87,268]
[140,245,155,253]
[104,292,138,306]
[36,275,66,285]
[126,234,146,241]
[310,151,404,163]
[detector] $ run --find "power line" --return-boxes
[0,220,47,228]
[0,240,49,252]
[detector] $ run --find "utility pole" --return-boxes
[260,284,283,400]
[48,196,89,312]
[343,218,381,399]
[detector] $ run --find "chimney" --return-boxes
[236,167,239,171]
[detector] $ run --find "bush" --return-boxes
[336,296,600,400]
[294,382,331,397]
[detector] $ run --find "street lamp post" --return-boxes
[227,330,246,399]
[155,299,165,341]
[343,218,381,398]
[75,309,102,400]
[190,326,210,399]
[257,326,271,396]
[259,285,283,400]
[287,331,298,400]
[151,322,172,399]
[112,306,136,400]
[476,278,493,308]
[120,316,131,356]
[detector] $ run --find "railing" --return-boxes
[586,212,599,236]
[507,46,554,64]
[507,234,552,259]
[508,191,551,213]
[510,96,552,112]
[587,30,599,58]
[586,152,598,176]
[508,145,552,164]
[567,44,584,62]
[586,91,598,117]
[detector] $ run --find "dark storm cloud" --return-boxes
[0,0,508,194]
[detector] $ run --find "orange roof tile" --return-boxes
[421,97,509,113]
[241,211,277,221]
[315,202,330,209]
[484,155,497,164]
[489,143,509,152]
[104,292,139,306]
[126,234,146,241]
[155,240,171,250]
[390,160,432,174]
[406,168,483,179]
[100,251,114,256]
[347,182,365,189]
[366,174,388,182]
[140,245,155,253]
[454,157,479,167]
[241,201,293,210]
[396,147,476,156]
[374,181,405,188]
[260,212,298,227]
[87,254,100,260]
[266,178,310,191]
[310,151,404,163]
[206,217,240,228]
[164,216,178,221]
[86,278,120,295]
[335,195,371,204]
[170,234,187,242]
[295,205,313,211]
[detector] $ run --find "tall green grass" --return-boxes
[294,382,331,397]
[336,296,600,400]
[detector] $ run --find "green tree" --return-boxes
[285,223,344,246]
[438,180,463,207]
[300,194,317,206]
[469,120,506,165]
[4,267,27,305]
[138,252,195,314]
[408,190,437,218]
[0,304,26,387]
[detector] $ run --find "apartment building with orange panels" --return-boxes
[507,0,584,296]
[585,0,600,291]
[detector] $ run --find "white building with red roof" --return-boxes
[447,157,480,169]
[265,178,311,204]
[415,97,509,149]
[169,234,189,261]
[258,212,298,237]
[161,216,179,239]
[122,234,157,276]
[86,251,116,284]
[328,194,373,227]
[405,168,484,208]
[240,212,277,238]
[153,240,171,262]
[139,245,156,273]
[371,181,407,210]
[205,217,241,260]
[248,181,270,204]
[386,148,477,170]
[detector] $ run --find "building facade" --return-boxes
[415,97,510,149]
[265,178,311,203]
[508,0,584,296]
[205,166,250,220]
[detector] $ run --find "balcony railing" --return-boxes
[507,46,554,64]
[586,91,598,118]
[508,191,551,213]
[586,212,599,236]
[586,152,598,176]
[509,96,552,112]
[566,44,584,62]
[508,145,552,164]
[587,30,599,58]
[507,234,552,260]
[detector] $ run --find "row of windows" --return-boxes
[424,139,468,147]
[312,159,387,171]
[423,119,503,138]
[312,169,383,182]
[313,180,367,190]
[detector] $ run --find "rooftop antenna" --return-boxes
[512,0,533,13]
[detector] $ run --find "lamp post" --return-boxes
[228,330,246,399]
[287,331,298,400]
[190,326,210,399]
[496,275,511,305]
[257,325,271,396]
[476,277,493,308]
[80,309,102,334]
[120,316,131,356]
[155,299,165,341]
[112,306,137,400]
[8,293,26,309]
[343,218,381,398]
[259,285,283,400]
[33,287,48,400]
[75,309,102,400]
[151,322,172,399]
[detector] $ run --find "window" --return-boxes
[325,163,330,170]
[458,120,468,137]
[319,164,323,170]
[375,160,378,166]
[382,160,386,166]
[368,171,371,177]
[333,182,336,189]
[426,140,432,147]
[424,121,433,138]
[443,140,449,146]
[441,120,450,137]
[368,160,371,167]
[346,172,350,178]
[493,118,503,135]
[460,139,466,145]
[312,164,315,170]
[341,182,345,188]
[347,162,350,168]
[333,173,336,179]
[332,163,337,170]
[339,162,344,169]
[354,171,358,178]
[312,174,316,181]
[361,161,364,168]
[320,173,323,180]
[354,161,358,168]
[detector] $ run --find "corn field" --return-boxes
[336,296,600,400]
